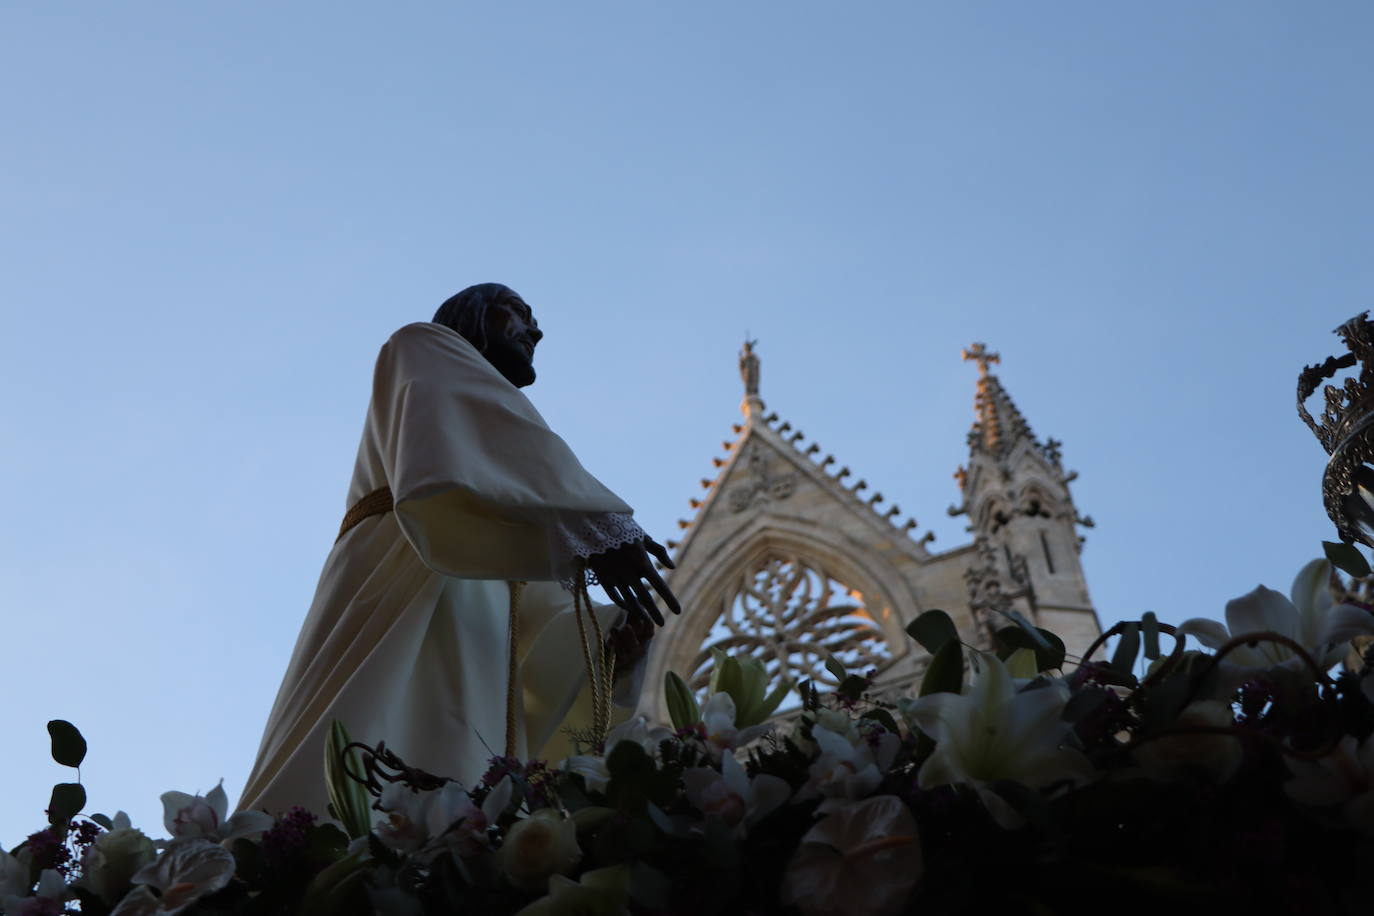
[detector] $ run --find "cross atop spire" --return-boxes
[961,342,1001,377]
[963,342,1033,458]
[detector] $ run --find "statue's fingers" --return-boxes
[601,583,632,612]
[629,580,666,627]
[645,538,675,569]
[643,565,681,615]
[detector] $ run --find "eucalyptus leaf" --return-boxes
[920,640,964,696]
[1006,648,1039,679]
[48,782,85,826]
[824,654,848,682]
[90,812,113,830]
[995,626,1066,672]
[997,609,1051,650]
[47,720,87,768]
[1324,540,1372,578]
[905,609,958,653]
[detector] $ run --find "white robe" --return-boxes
[238,322,637,817]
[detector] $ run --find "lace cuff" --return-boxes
[553,511,647,590]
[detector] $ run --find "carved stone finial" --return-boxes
[740,338,761,396]
[739,338,765,419]
[961,342,1001,377]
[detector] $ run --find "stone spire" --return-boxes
[961,343,1035,458]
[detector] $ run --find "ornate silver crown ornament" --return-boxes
[1298,311,1374,546]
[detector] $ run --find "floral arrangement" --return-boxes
[8,552,1374,916]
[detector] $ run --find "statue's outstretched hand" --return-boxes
[587,537,681,628]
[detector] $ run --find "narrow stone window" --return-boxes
[1040,530,1056,575]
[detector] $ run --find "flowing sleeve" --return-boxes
[368,323,634,582]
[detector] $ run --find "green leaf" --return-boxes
[90,812,113,830]
[1141,612,1161,660]
[1325,541,1372,578]
[1006,648,1039,679]
[48,782,85,826]
[838,674,870,701]
[997,609,1051,650]
[824,654,848,682]
[323,720,373,841]
[905,609,958,653]
[664,671,701,730]
[1111,623,1141,677]
[995,627,1066,672]
[47,720,87,768]
[751,678,791,725]
[919,640,964,696]
[861,708,900,733]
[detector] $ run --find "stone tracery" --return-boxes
[685,552,894,709]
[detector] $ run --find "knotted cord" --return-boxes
[505,580,526,758]
[571,562,616,745]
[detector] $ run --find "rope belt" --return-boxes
[335,488,616,758]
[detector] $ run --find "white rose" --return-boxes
[1134,700,1242,783]
[495,809,581,893]
[77,826,157,904]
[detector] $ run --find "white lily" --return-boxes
[563,716,673,794]
[780,795,922,916]
[426,776,513,858]
[902,652,1091,828]
[682,752,791,833]
[161,780,273,842]
[1177,559,1351,687]
[76,812,157,904]
[799,724,900,813]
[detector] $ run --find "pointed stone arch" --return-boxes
[639,515,921,721]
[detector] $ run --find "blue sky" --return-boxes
[3,1,1371,838]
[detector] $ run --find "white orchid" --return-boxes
[161,780,273,843]
[1177,560,1351,688]
[682,752,791,833]
[902,652,1091,828]
[701,692,770,761]
[798,723,900,813]
[109,837,235,915]
[373,783,433,854]
[1284,735,1374,834]
[1,867,67,916]
[563,716,673,794]
[426,776,513,858]
[780,795,922,916]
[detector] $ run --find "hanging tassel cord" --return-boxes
[507,566,617,760]
[505,580,526,759]
[572,563,617,746]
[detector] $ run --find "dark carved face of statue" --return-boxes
[433,283,543,388]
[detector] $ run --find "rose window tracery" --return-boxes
[687,553,894,712]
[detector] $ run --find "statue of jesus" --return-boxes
[237,283,680,818]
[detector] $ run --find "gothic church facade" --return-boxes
[636,342,1101,720]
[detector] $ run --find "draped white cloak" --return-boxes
[237,322,632,817]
